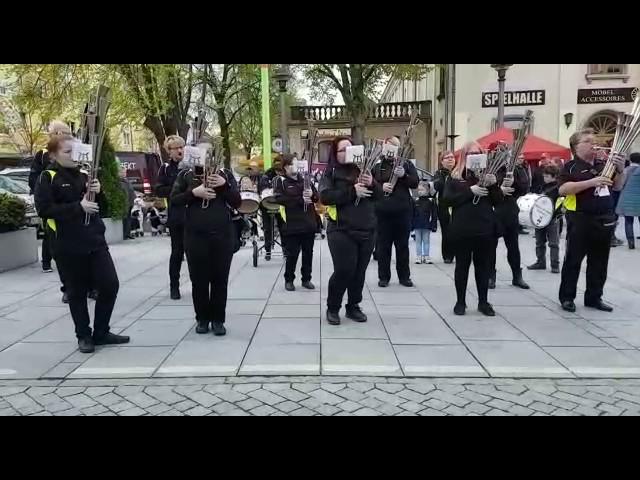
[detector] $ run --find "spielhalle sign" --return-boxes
[482,90,546,108]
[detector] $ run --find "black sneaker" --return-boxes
[512,273,530,290]
[561,300,576,313]
[585,300,614,312]
[346,306,368,323]
[211,322,227,336]
[378,280,389,288]
[327,310,341,326]
[551,266,560,274]
[265,253,271,262]
[170,287,181,300]
[399,279,414,288]
[478,302,496,317]
[62,292,69,304]
[285,282,296,292]
[196,322,210,334]
[93,332,130,346]
[42,265,53,273]
[527,263,546,271]
[301,281,315,290]
[444,258,454,264]
[78,337,95,354]
[454,303,466,316]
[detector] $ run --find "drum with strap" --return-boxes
[517,194,554,229]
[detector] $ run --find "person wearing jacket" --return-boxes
[616,152,640,249]
[34,134,128,354]
[444,141,503,317]
[275,154,319,292]
[320,136,383,326]
[156,135,188,300]
[528,164,562,273]
[489,153,530,290]
[170,149,241,337]
[372,136,420,288]
[258,164,282,261]
[412,182,438,264]
[30,120,72,276]
[433,151,456,264]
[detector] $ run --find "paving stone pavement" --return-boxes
[1,226,640,381]
[1,377,639,416]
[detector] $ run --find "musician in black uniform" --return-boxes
[320,136,383,326]
[258,162,282,261]
[171,149,241,336]
[433,150,456,263]
[34,134,128,353]
[558,129,626,313]
[275,154,319,292]
[372,136,420,287]
[488,153,530,290]
[156,135,187,300]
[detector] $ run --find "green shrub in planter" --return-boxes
[98,135,127,220]
[0,193,26,233]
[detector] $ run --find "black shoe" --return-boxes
[478,302,496,317]
[629,240,636,250]
[301,281,315,290]
[62,292,69,304]
[78,337,95,354]
[551,266,560,274]
[327,310,341,326]
[346,306,368,323]
[454,303,466,316]
[211,322,227,336]
[195,322,210,335]
[42,264,53,273]
[527,263,546,271]
[444,259,454,264]
[585,300,614,312]
[488,276,496,290]
[399,279,414,288]
[93,332,130,346]
[561,301,576,313]
[285,282,296,292]
[88,290,99,301]
[265,253,271,261]
[512,273,530,290]
[378,280,389,288]
[170,287,181,300]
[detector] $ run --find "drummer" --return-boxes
[275,154,319,291]
[258,158,283,261]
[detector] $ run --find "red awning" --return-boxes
[455,128,572,163]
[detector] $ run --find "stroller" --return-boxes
[130,198,146,238]
[149,204,168,236]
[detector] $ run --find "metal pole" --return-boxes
[449,64,457,151]
[280,89,288,154]
[498,70,506,129]
[260,65,272,170]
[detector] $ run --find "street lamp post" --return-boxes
[273,64,293,154]
[491,64,513,129]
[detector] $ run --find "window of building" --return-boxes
[585,110,619,147]
[0,86,6,96]
[586,64,629,83]
[123,130,132,146]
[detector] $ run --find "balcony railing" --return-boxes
[290,100,431,124]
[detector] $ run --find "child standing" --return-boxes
[413,182,438,264]
[527,164,561,273]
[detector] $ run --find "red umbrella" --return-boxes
[455,128,572,164]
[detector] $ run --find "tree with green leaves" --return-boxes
[301,64,433,144]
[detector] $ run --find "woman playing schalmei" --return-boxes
[444,142,503,317]
[171,149,241,336]
[320,136,383,326]
[35,135,128,353]
[433,151,456,263]
[275,154,319,292]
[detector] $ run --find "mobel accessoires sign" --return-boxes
[482,90,546,108]
[577,88,638,104]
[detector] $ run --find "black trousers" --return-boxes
[560,214,614,304]
[56,248,119,340]
[122,212,132,239]
[261,206,275,253]
[169,223,185,289]
[438,210,455,262]
[283,233,314,283]
[42,229,53,267]
[454,235,493,305]
[377,210,412,282]
[490,221,522,278]
[327,230,374,312]
[185,230,234,325]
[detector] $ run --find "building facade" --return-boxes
[381,64,640,165]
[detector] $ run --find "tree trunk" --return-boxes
[144,116,169,162]
[216,107,232,170]
[351,108,368,145]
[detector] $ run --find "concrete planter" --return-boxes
[103,218,124,245]
[0,228,38,272]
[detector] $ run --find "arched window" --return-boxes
[584,110,619,147]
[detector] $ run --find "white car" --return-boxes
[0,167,30,190]
[0,176,40,227]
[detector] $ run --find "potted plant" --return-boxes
[98,136,128,244]
[0,192,38,272]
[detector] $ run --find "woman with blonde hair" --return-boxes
[443,142,503,316]
[433,150,456,263]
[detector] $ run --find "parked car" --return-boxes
[0,153,32,171]
[0,167,30,190]
[0,175,39,227]
[115,151,162,196]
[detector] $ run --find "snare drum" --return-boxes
[260,188,280,213]
[517,194,554,229]
[239,191,260,215]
